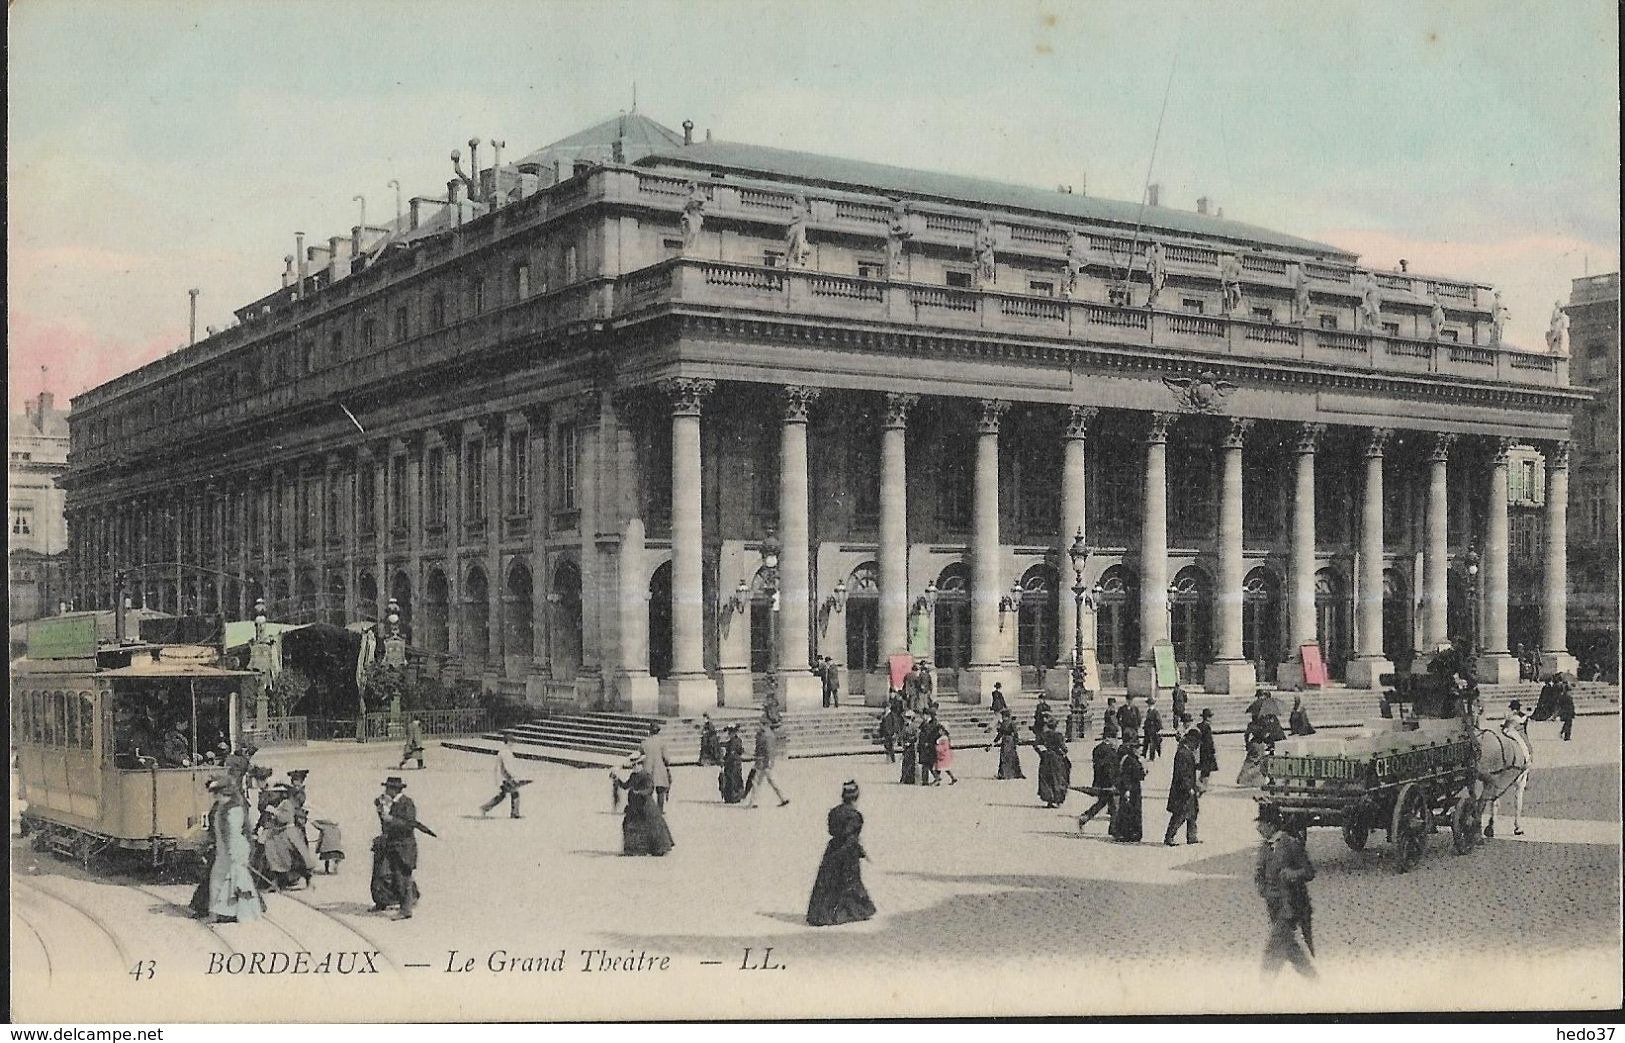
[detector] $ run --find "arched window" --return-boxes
[1094,565,1140,686]
[1016,564,1059,671]
[933,563,972,672]
[1242,567,1282,682]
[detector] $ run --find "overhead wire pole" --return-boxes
[1118,29,1185,296]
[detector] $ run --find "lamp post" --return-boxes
[759,531,782,678]
[1067,528,1096,740]
[1464,543,1481,656]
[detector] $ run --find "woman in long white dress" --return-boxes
[207,778,263,922]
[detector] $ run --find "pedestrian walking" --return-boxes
[1101,698,1120,740]
[1163,729,1203,846]
[1557,681,1576,741]
[1075,732,1119,831]
[259,783,316,891]
[1034,720,1071,807]
[821,657,841,708]
[615,752,675,856]
[1254,803,1317,979]
[989,682,1008,715]
[898,712,919,785]
[806,780,876,926]
[934,726,958,786]
[719,724,748,803]
[1141,697,1164,761]
[1288,696,1316,736]
[916,709,942,786]
[1118,695,1143,750]
[878,702,900,763]
[745,720,791,808]
[640,724,674,809]
[994,710,1025,779]
[397,717,426,770]
[479,732,527,818]
[1197,707,1219,783]
[193,777,263,923]
[1109,743,1144,843]
[375,776,426,920]
[698,714,722,766]
[1032,696,1054,737]
[1171,685,1188,725]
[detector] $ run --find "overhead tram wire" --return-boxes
[1117,31,1184,297]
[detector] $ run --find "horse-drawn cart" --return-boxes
[1257,673,1487,872]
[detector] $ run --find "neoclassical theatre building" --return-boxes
[62,114,1586,715]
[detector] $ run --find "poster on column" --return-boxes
[1300,642,1328,687]
[1152,640,1179,689]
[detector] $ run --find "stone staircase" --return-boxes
[446,681,1618,768]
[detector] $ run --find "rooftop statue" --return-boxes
[1429,295,1447,341]
[1219,253,1244,316]
[1290,262,1312,325]
[1145,242,1167,308]
[1489,291,1509,347]
[975,217,998,287]
[1062,232,1086,298]
[1356,272,1383,332]
[680,181,708,253]
[1546,301,1569,354]
[886,200,913,276]
[786,195,812,269]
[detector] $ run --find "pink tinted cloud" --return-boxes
[7,310,172,415]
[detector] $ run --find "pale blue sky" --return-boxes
[8,0,1619,407]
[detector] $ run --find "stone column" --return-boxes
[1206,417,1256,693]
[610,394,658,713]
[1476,438,1521,683]
[964,399,1015,703]
[876,392,918,704]
[1128,412,1175,696]
[483,417,504,672]
[523,406,551,676]
[661,378,718,713]
[1539,441,1579,676]
[342,456,358,621]
[1348,428,1395,688]
[777,385,823,708]
[1052,405,1097,699]
[1421,433,1454,658]
[370,446,388,620]
[1278,423,1324,690]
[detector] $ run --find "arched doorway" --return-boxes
[390,571,413,640]
[1242,566,1282,684]
[1315,567,1351,680]
[1168,565,1213,684]
[550,561,582,682]
[357,571,377,620]
[1382,567,1412,672]
[423,568,451,653]
[1094,565,1139,687]
[1017,563,1060,688]
[843,562,881,700]
[648,561,673,679]
[505,562,534,676]
[295,570,316,620]
[465,566,490,660]
[327,574,347,626]
[933,563,972,689]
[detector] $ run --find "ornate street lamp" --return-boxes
[758,532,782,674]
[1463,543,1481,655]
[1067,528,1095,740]
[253,597,269,643]
[823,576,849,615]
[915,579,939,614]
[726,577,751,616]
[998,575,1024,628]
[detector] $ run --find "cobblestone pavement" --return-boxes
[10,717,1621,1019]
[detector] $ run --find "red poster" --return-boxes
[889,654,916,692]
[1300,643,1327,687]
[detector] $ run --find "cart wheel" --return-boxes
[1391,782,1430,873]
[1450,792,1482,854]
[1342,814,1370,852]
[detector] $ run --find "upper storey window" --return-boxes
[564,245,579,284]
[393,307,410,342]
[945,270,972,289]
[470,276,486,315]
[515,263,531,301]
[430,292,447,331]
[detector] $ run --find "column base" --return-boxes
[661,673,719,717]
[615,672,661,715]
[1540,651,1579,678]
[865,672,893,708]
[1344,656,1396,690]
[958,665,1020,704]
[1203,659,1258,695]
[1473,653,1521,686]
[1042,668,1072,702]
[1275,662,1321,692]
[777,671,824,712]
[1126,664,1162,698]
[717,667,753,709]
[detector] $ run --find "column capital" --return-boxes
[1144,411,1177,445]
[1220,417,1255,450]
[781,385,822,424]
[658,377,716,418]
[573,387,603,426]
[1292,422,1326,454]
[1490,436,1515,465]
[1538,439,1571,469]
[976,398,1010,435]
[1365,427,1394,458]
[477,414,505,439]
[520,402,550,428]
[1428,431,1456,463]
[883,392,920,429]
[1063,405,1099,441]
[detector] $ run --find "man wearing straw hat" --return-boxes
[479,732,526,819]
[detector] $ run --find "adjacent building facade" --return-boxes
[1566,272,1620,678]
[61,114,1587,713]
[10,390,70,624]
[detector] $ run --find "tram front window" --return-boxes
[111,679,236,769]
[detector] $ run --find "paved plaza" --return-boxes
[10,717,1622,1021]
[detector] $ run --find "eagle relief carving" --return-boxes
[1162,370,1238,413]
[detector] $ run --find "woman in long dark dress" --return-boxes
[1035,723,1071,807]
[898,713,919,784]
[995,712,1025,779]
[698,715,723,766]
[1110,744,1145,842]
[806,781,876,926]
[1288,696,1316,736]
[617,755,675,856]
[718,725,747,803]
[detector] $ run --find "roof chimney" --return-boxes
[188,288,199,346]
[467,138,482,199]
[682,119,694,146]
[1196,196,1211,216]
[281,254,295,288]
[409,197,430,230]
[295,233,308,298]
[705,128,712,143]
[1146,184,1161,208]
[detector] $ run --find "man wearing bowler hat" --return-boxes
[377,776,421,919]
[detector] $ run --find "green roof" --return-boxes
[638,139,1353,259]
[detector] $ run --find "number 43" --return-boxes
[129,960,156,981]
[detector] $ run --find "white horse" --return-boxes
[1476,726,1531,838]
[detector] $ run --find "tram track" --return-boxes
[260,884,400,973]
[10,904,55,983]
[12,874,134,969]
[124,880,239,957]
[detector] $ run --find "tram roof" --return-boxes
[100,662,256,678]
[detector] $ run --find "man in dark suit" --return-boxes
[639,724,673,809]
[1076,733,1120,831]
[820,657,841,708]
[916,709,943,786]
[1164,729,1203,846]
[1197,707,1219,782]
[378,776,420,920]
